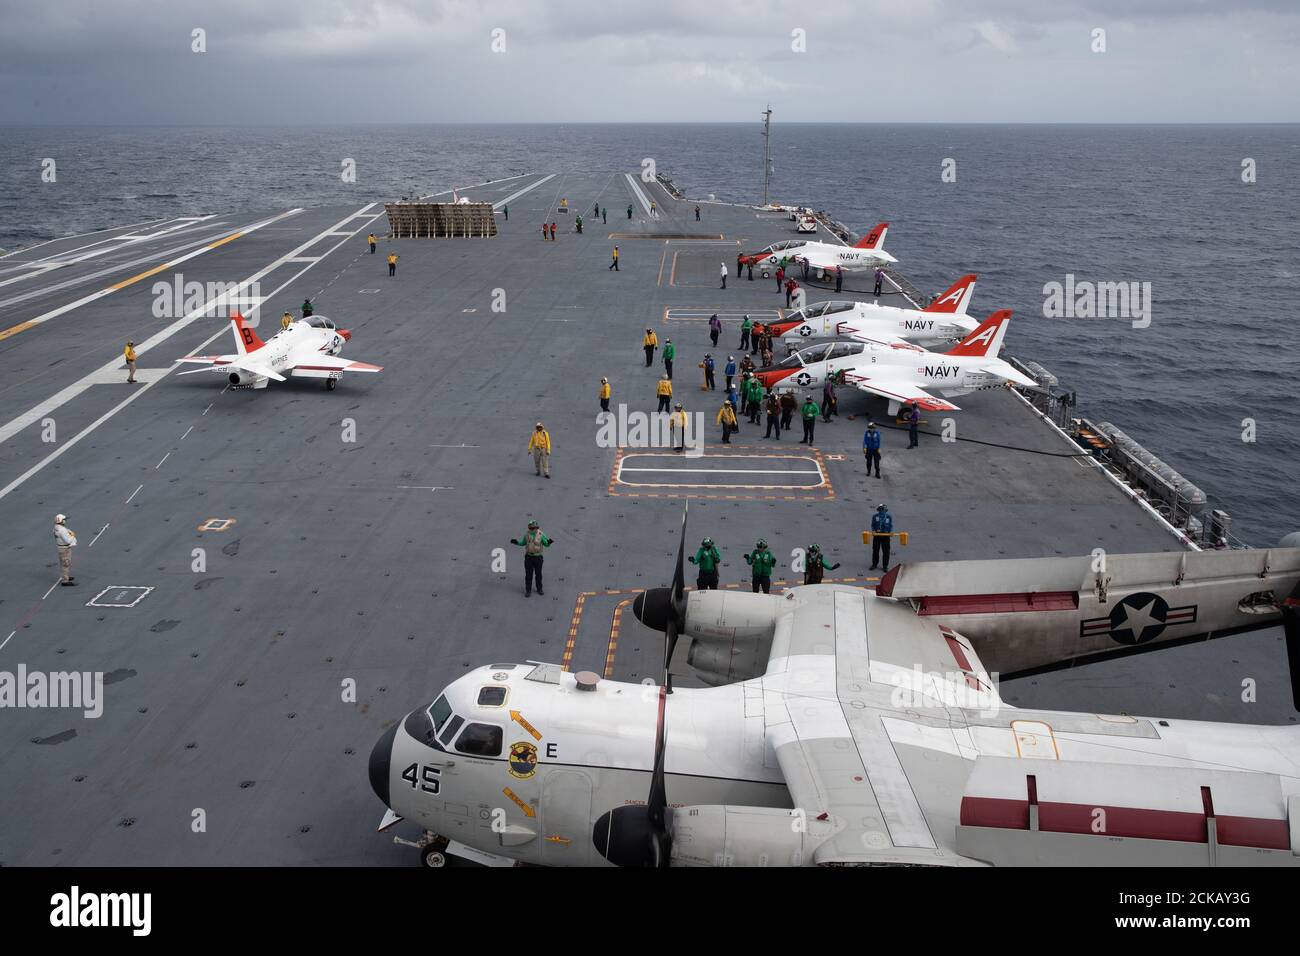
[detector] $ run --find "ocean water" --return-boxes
[1,124,1296,543]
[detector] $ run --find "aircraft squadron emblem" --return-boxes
[508,741,539,779]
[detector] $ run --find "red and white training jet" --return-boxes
[177,313,383,391]
[767,274,980,350]
[740,222,895,277]
[753,309,1035,414]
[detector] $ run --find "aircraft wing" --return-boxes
[176,355,286,381]
[759,587,992,865]
[176,354,235,368]
[876,547,1300,679]
[288,354,383,377]
[843,369,960,412]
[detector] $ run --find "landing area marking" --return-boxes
[609,445,834,500]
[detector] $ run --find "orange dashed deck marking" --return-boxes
[604,598,634,678]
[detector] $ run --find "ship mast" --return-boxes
[761,105,773,206]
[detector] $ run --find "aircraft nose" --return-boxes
[369,721,399,806]
[338,329,352,341]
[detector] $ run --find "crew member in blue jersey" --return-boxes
[870,504,893,571]
[863,421,882,479]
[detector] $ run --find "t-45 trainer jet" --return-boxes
[740,222,895,278]
[178,313,382,390]
[767,273,979,350]
[753,308,1034,414]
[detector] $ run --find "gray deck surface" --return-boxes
[0,172,1290,866]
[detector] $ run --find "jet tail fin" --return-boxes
[923,274,978,314]
[853,222,888,251]
[944,310,1012,359]
[230,312,265,356]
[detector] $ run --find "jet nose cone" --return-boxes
[369,721,399,806]
[338,329,352,341]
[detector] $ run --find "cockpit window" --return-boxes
[438,714,464,745]
[764,240,802,253]
[477,686,507,707]
[774,352,803,370]
[827,342,865,360]
[454,723,503,757]
[797,344,832,364]
[429,694,452,732]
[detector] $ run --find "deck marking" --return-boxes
[155,452,170,470]
[0,215,171,260]
[624,173,654,217]
[88,523,109,548]
[0,209,297,339]
[180,425,194,440]
[42,580,60,600]
[0,204,383,502]
[493,173,556,210]
[125,484,143,504]
[0,631,14,652]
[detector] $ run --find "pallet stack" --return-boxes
[383,202,498,238]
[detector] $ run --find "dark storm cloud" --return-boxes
[0,0,1296,122]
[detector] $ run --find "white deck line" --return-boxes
[625,173,654,217]
[492,174,556,210]
[0,204,384,503]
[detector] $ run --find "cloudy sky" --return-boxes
[1,0,1297,124]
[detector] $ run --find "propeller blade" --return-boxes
[671,501,688,613]
[1283,601,1300,711]
[646,685,671,866]
[664,615,679,694]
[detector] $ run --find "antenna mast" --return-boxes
[761,105,773,206]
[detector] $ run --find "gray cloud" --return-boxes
[0,0,1297,123]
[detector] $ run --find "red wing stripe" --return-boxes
[919,591,1079,615]
[960,796,1289,849]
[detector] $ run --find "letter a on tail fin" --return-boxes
[853,222,889,250]
[944,310,1012,358]
[230,312,265,356]
[923,274,978,314]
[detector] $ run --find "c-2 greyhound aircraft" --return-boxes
[368,507,1300,867]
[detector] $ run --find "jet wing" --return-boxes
[289,355,384,377]
[843,370,960,412]
[176,354,235,368]
[176,355,286,381]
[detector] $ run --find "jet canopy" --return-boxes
[773,341,869,369]
[303,315,336,330]
[759,239,804,255]
[784,300,860,323]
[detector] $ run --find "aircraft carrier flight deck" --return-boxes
[0,170,1289,866]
